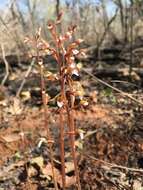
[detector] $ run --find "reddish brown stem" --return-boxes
[55,34,66,189]
[39,61,58,190]
[58,70,66,189]
[67,106,81,190]
[59,108,66,189]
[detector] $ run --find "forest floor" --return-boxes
[0,59,143,190]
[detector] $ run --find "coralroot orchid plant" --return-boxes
[25,12,86,190]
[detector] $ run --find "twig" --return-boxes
[111,80,137,87]
[16,58,35,97]
[82,153,143,173]
[82,68,143,106]
[1,44,9,86]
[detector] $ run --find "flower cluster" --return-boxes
[25,12,87,190]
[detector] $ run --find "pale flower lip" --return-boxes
[80,99,88,106]
[70,62,76,69]
[79,132,84,140]
[37,138,47,148]
[77,39,84,43]
[70,56,75,61]
[72,69,79,76]
[47,23,54,30]
[72,49,79,55]
[65,31,72,39]
[45,49,52,55]
[57,101,64,108]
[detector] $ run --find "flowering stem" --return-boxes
[59,62,66,189]
[38,51,58,190]
[59,108,66,189]
[66,103,81,190]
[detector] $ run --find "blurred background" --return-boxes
[1,0,143,86]
[0,0,142,56]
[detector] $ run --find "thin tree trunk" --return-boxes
[129,1,133,75]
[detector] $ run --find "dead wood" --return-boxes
[93,67,143,78]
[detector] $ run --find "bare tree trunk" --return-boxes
[55,0,62,33]
[26,0,38,35]
[129,0,134,76]
[71,0,80,24]
[101,0,108,29]
[15,0,26,31]
[56,0,60,17]
[114,0,126,40]
[124,0,128,43]
[118,0,125,39]
[96,8,118,59]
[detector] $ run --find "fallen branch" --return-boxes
[93,67,143,78]
[82,68,143,106]
[16,58,35,97]
[83,153,143,173]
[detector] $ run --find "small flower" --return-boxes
[59,35,65,42]
[19,132,25,140]
[69,56,75,61]
[65,31,72,39]
[72,49,79,55]
[38,59,43,66]
[77,62,83,69]
[37,138,47,148]
[47,22,54,30]
[70,62,76,69]
[24,37,30,43]
[73,81,85,97]
[57,100,64,108]
[78,129,85,140]
[80,99,88,106]
[37,42,44,49]
[76,39,84,44]
[45,49,52,55]
[72,69,79,76]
